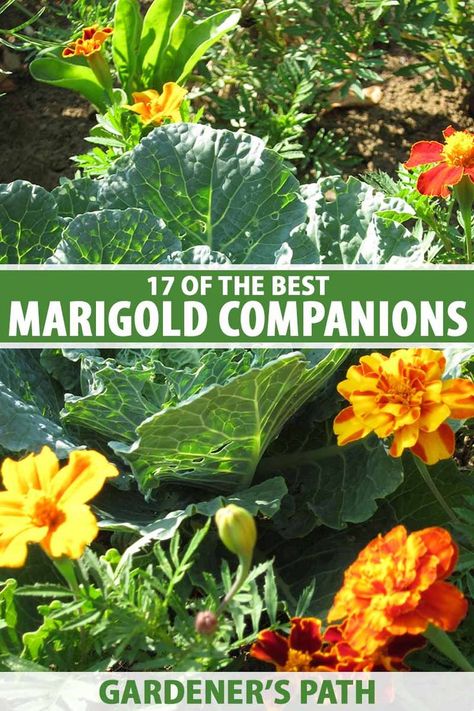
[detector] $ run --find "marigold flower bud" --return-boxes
[215,504,257,561]
[195,610,218,636]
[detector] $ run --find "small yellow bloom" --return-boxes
[215,504,257,561]
[333,348,474,465]
[125,83,188,126]
[0,447,118,567]
[63,25,113,59]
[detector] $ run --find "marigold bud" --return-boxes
[215,504,257,560]
[195,610,218,636]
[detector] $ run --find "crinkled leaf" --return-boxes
[166,245,230,264]
[99,124,312,263]
[0,181,62,264]
[48,208,180,264]
[112,350,348,494]
[301,176,428,264]
[51,178,101,218]
[62,362,167,442]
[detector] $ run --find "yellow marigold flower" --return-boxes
[0,447,118,567]
[125,83,188,126]
[63,24,113,59]
[333,348,474,465]
[328,525,468,656]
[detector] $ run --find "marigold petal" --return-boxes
[416,527,458,578]
[1,447,59,495]
[333,406,371,445]
[289,617,322,654]
[51,450,118,505]
[250,629,288,667]
[410,423,454,465]
[41,503,98,559]
[416,163,463,197]
[418,401,451,432]
[390,424,420,457]
[441,378,474,419]
[160,82,188,112]
[417,580,468,631]
[404,141,444,168]
[0,521,47,568]
[443,126,456,138]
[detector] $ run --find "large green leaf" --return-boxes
[112,350,348,494]
[157,9,241,87]
[0,181,62,264]
[301,176,429,264]
[99,124,312,263]
[62,361,167,442]
[112,0,143,93]
[0,350,75,456]
[137,0,185,87]
[273,457,474,615]
[48,208,180,264]
[51,178,101,219]
[29,48,111,112]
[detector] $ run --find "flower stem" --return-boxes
[424,624,473,671]
[411,454,460,525]
[216,555,251,616]
[453,175,474,264]
[53,558,80,595]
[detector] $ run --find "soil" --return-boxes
[320,54,474,175]
[1,49,474,190]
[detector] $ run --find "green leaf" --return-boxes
[62,361,167,442]
[100,124,312,263]
[112,0,143,93]
[30,48,111,112]
[138,0,185,87]
[157,9,241,87]
[52,178,101,218]
[113,350,348,494]
[48,208,180,264]
[301,176,427,264]
[0,181,62,264]
[0,381,75,457]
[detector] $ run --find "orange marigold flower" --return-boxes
[250,616,425,672]
[0,446,118,567]
[63,24,113,59]
[333,348,474,465]
[404,126,474,198]
[125,83,188,126]
[328,525,468,656]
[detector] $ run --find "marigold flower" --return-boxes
[62,24,113,59]
[0,446,118,567]
[328,525,468,656]
[333,348,474,465]
[125,83,187,126]
[404,126,474,197]
[250,616,425,672]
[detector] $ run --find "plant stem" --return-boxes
[53,558,81,595]
[425,624,473,671]
[453,176,474,264]
[461,206,473,264]
[411,454,459,525]
[217,555,251,615]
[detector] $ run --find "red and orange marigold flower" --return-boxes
[250,616,425,672]
[404,126,474,197]
[125,83,187,126]
[328,525,467,657]
[63,25,113,59]
[0,446,118,567]
[333,348,474,465]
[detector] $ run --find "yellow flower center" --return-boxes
[386,377,416,405]
[442,131,474,168]
[25,493,64,529]
[281,649,314,672]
